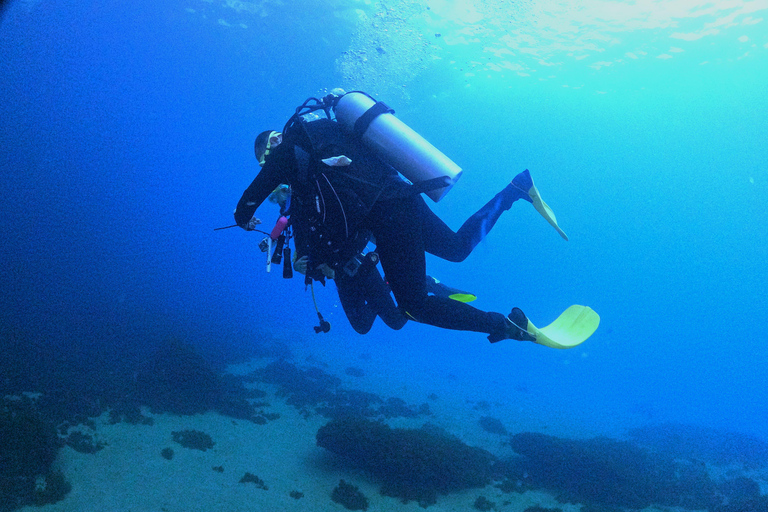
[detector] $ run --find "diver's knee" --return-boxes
[398,299,428,323]
[449,246,472,263]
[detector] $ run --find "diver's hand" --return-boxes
[317,264,335,280]
[294,256,335,280]
[245,217,262,231]
[294,256,309,275]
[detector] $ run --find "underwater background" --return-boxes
[2,0,768,511]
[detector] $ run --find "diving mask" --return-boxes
[259,131,283,166]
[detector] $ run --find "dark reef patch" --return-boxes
[0,325,286,432]
[32,470,71,507]
[0,325,422,440]
[135,338,224,416]
[331,479,369,511]
[107,405,154,425]
[64,431,105,453]
[628,422,768,469]
[1,397,70,511]
[134,338,262,422]
[345,367,365,377]
[478,416,508,436]
[712,495,768,512]
[713,477,768,512]
[508,431,719,510]
[316,416,496,507]
[247,360,430,420]
[239,472,268,490]
[171,429,214,451]
[473,495,495,511]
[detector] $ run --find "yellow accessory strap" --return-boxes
[259,131,281,166]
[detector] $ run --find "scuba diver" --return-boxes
[236,90,599,348]
[259,183,477,335]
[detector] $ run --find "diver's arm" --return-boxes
[234,170,281,228]
[234,145,290,228]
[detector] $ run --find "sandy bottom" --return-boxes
[23,406,579,512]
[21,350,678,512]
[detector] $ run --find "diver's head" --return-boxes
[254,130,283,167]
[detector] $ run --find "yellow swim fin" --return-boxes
[426,276,477,303]
[528,184,568,241]
[512,170,568,241]
[526,305,600,349]
[448,292,477,303]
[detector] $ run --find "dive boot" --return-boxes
[509,170,535,203]
[488,308,537,343]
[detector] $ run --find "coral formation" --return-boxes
[712,495,768,512]
[32,470,71,506]
[160,447,174,460]
[239,472,268,490]
[1,398,70,511]
[317,416,496,507]
[249,360,429,420]
[171,429,214,451]
[713,477,767,512]
[629,423,768,469]
[136,338,224,415]
[331,480,369,511]
[509,431,718,510]
[65,431,105,453]
[478,416,507,436]
[0,328,266,428]
[345,367,365,377]
[133,338,260,421]
[473,495,495,510]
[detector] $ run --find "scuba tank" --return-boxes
[333,91,462,202]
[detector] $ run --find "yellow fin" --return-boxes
[528,184,568,241]
[448,293,477,303]
[527,305,599,349]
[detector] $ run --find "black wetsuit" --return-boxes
[335,263,406,335]
[235,121,523,339]
[286,201,470,335]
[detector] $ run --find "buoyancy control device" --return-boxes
[277,89,464,272]
[271,90,464,333]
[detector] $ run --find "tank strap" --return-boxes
[352,101,394,139]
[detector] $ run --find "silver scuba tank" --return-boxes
[334,92,462,202]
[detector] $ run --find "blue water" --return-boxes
[2,0,767,455]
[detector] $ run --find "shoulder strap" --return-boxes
[294,145,312,184]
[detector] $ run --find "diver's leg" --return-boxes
[335,277,377,335]
[368,196,526,340]
[421,173,531,262]
[360,267,407,330]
